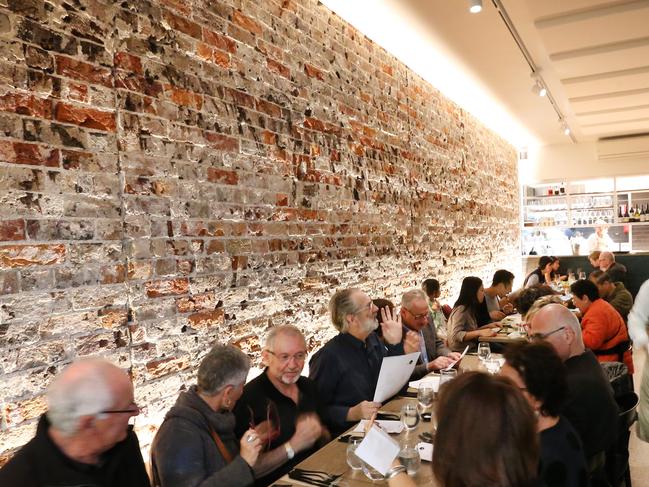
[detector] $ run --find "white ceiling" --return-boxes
[324,0,649,147]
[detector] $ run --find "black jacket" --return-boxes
[150,385,255,487]
[0,414,150,487]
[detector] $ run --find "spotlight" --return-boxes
[532,80,547,97]
[469,0,482,13]
[560,121,570,135]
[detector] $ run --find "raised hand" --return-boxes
[380,306,403,345]
[290,414,323,452]
[403,330,421,354]
[239,428,262,466]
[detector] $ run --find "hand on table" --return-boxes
[477,328,498,338]
[380,306,403,345]
[490,310,507,321]
[347,400,381,422]
[427,355,455,371]
[446,351,462,361]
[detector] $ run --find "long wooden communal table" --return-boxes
[275,356,489,486]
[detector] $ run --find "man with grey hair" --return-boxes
[529,304,617,466]
[598,251,627,284]
[234,325,326,486]
[0,358,149,486]
[309,288,405,436]
[150,344,262,487]
[400,288,461,379]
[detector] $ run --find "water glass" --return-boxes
[578,270,586,280]
[400,403,420,431]
[346,438,363,470]
[417,383,434,410]
[362,462,385,481]
[485,357,501,374]
[398,444,421,476]
[439,368,457,387]
[477,342,491,362]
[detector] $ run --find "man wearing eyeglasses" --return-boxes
[400,289,461,380]
[234,325,326,486]
[0,358,149,486]
[529,303,617,471]
[309,288,405,436]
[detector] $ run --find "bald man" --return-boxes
[0,359,149,487]
[529,304,618,464]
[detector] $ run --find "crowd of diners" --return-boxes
[2,262,648,487]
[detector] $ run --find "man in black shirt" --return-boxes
[234,325,325,486]
[309,288,405,436]
[529,304,618,461]
[0,359,149,487]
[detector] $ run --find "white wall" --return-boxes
[520,142,649,183]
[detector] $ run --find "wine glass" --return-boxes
[400,403,420,431]
[485,357,501,374]
[477,342,491,363]
[417,383,434,411]
[346,437,363,470]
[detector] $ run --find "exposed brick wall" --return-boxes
[0,0,520,460]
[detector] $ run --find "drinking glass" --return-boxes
[578,270,586,280]
[398,442,421,476]
[400,403,420,431]
[477,342,491,362]
[346,438,363,470]
[362,462,385,481]
[417,383,434,410]
[485,357,501,374]
[439,368,457,386]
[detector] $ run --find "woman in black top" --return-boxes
[502,342,589,487]
[524,256,554,288]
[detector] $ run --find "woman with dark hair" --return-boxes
[421,278,451,337]
[386,372,539,487]
[524,256,554,288]
[502,342,589,487]
[447,276,498,352]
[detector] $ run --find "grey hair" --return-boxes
[46,359,116,436]
[524,295,562,322]
[600,251,615,263]
[329,288,361,333]
[198,344,250,396]
[264,324,305,350]
[401,288,427,309]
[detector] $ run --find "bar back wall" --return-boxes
[0,0,519,460]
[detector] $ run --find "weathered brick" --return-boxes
[207,167,238,185]
[203,29,237,53]
[163,10,202,39]
[0,92,52,118]
[3,395,47,427]
[232,10,262,36]
[145,278,190,297]
[0,140,60,167]
[54,102,116,131]
[0,244,66,268]
[0,220,25,241]
[204,132,239,152]
[114,52,143,75]
[55,56,113,88]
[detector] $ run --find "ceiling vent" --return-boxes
[597,133,649,160]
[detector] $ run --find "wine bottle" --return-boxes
[623,205,630,223]
[618,205,623,223]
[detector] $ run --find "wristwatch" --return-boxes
[386,465,407,479]
[284,442,295,459]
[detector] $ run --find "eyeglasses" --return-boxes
[353,300,374,315]
[529,326,565,341]
[405,308,428,320]
[267,350,307,363]
[100,403,141,415]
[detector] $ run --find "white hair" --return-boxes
[401,288,427,309]
[264,324,305,350]
[46,359,115,436]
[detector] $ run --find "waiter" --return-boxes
[585,221,614,253]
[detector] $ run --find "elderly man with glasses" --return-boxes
[309,288,405,436]
[234,325,326,486]
[529,303,618,474]
[0,358,149,487]
[400,288,461,379]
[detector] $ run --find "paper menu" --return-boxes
[373,352,420,403]
[354,425,401,475]
[417,442,433,462]
[408,376,440,391]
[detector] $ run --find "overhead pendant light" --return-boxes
[469,0,483,13]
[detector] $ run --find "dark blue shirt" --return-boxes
[308,331,404,435]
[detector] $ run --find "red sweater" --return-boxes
[581,299,633,373]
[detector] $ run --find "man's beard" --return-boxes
[362,317,379,334]
[280,372,301,385]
